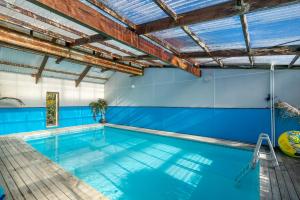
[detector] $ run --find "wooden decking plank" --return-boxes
[0,159,15,200]
[3,139,62,200]
[260,160,272,200]
[13,138,106,200]
[6,139,75,200]
[0,141,47,200]
[19,141,106,200]
[0,141,34,200]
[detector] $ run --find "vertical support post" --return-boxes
[270,64,276,147]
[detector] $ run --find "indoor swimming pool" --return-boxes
[27,127,260,200]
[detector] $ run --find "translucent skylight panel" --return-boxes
[254,55,296,65]
[83,77,106,84]
[152,27,203,52]
[222,57,250,65]
[96,0,168,24]
[45,58,86,74]
[42,71,78,80]
[105,40,145,56]
[189,16,246,51]
[90,43,130,57]
[247,3,300,48]
[0,64,36,75]
[0,47,44,67]
[87,67,114,79]
[165,0,229,14]
[193,58,217,65]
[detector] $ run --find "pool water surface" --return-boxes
[27,127,259,200]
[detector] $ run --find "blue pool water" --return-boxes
[27,127,260,200]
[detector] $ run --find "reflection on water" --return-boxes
[28,127,259,200]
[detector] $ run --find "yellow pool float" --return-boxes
[278,131,300,158]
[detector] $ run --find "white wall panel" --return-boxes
[105,68,300,108]
[0,72,104,107]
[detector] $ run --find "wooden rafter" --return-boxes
[136,0,298,34]
[0,26,143,75]
[288,55,300,68]
[239,14,254,66]
[0,60,108,82]
[28,0,200,76]
[86,0,182,56]
[181,26,224,67]
[55,57,64,64]
[153,0,223,67]
[35,55,49,84]
[0,1,150,68]
[75,65,92,87]
[181,46,300,58]
[71,34,108,47]
[236,0,254,66]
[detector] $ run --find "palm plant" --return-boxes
[89,98,108,123]
[0,97,24,106]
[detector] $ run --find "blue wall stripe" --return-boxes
[106,106,272,144]
[0,106,100,135]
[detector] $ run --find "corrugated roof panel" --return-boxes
[152,27,203,52]
[165,0,229,14]
[83,77,106,84]
[222,57,250,65]
[42,71,78,80]
[189,16,246,51]
[0,47,44,66]
[247,3,300,48]
[105,40,145,56]
[45,58,86,74]
[254,55,296,65]
[14,0,97,35]
[96,0,168,24]
[90,43,130,56]
[87,67,115,78]
[193,58,217,65]
[0,63,36,75]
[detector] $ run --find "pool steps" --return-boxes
[235,133,279,185]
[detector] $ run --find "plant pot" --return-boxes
[100,119,106,124]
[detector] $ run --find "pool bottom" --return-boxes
[27,126,260,200]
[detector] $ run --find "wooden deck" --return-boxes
[0,135,299,200]
[0,137,107,200]
[260,149,300,200]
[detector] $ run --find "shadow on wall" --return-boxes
[106,106,271,144]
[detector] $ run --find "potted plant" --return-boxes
[89,98,108,123]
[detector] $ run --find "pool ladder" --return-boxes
[235,133,279,185]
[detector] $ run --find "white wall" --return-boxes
[0,72,104,107]
[105,68,300,108]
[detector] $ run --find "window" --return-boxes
[46,92,59,127]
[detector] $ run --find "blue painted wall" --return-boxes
[106,106,271,144]
[0,106,99,135]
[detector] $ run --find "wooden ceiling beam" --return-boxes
[136,0,297,34]
[181,26,224,67]
[288,55,300,68]
[35,55,49,84]
[75,65,92,87]
[153,0,223,67]
[0,26,143,75]
[0,1,149,68]
[239,13,254,66]
[71,34,108,47]
[0,60,108,81]
[28,0,200,76]
[181,46,300,58]
[237,0,254,66]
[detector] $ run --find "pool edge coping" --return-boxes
[105,123,256,151]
